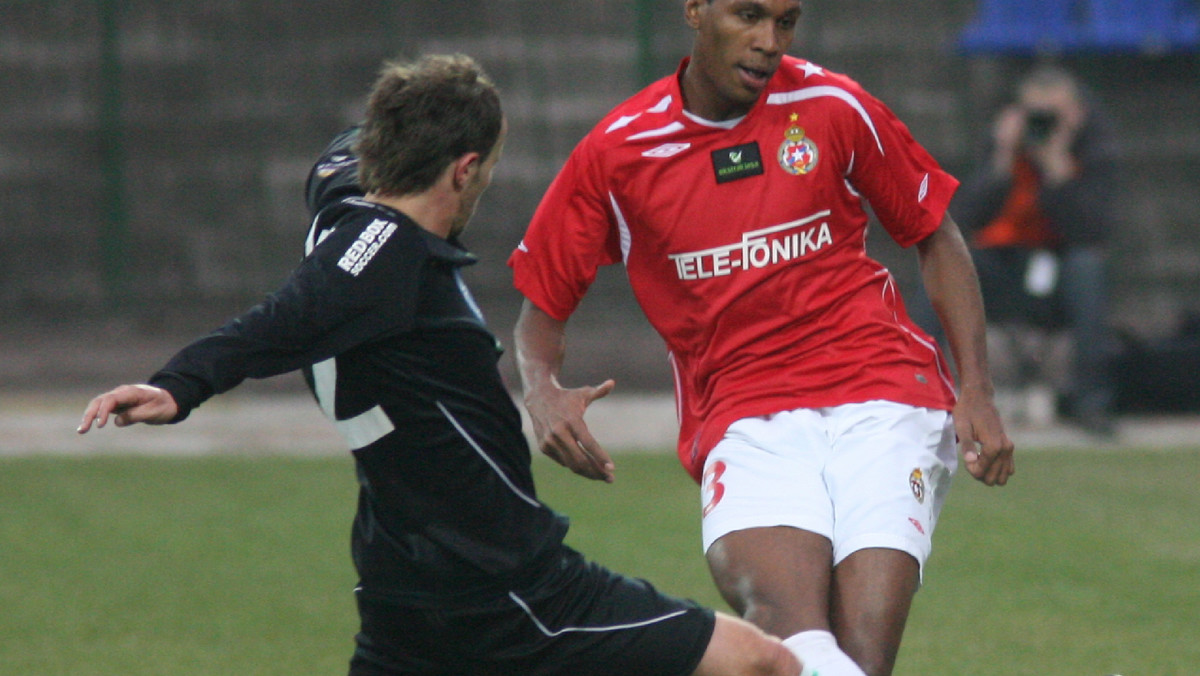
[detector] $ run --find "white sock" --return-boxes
[783,630,868,676]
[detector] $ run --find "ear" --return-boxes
[451,152,482,191]
[684,0,705,29]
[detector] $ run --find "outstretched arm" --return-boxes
[77,384,180,434]
[513,298,616,483]
[917,214,1015,486]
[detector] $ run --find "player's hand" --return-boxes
[953,386,1015,486]
[524,379,616,483]
[77,384,179,434]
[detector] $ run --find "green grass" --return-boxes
[2,449,1198,675]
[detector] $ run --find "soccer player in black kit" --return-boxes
[77,54,802,676]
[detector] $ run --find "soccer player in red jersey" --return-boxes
[509,2,1015,675]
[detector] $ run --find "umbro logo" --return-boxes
[642,142,691,158]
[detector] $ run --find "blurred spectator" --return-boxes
[951,64,1118,436]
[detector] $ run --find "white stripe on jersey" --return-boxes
[312,358,395,451]
[767,86,885,155]
[648,94,672,113]
[436,401,541,508]
[606,113,642,134]
[627,121,686,141]
[609,193,633,264]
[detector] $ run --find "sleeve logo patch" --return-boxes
[337,219,398,276]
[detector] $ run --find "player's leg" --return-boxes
[700,412,866,675]
[706,526,834,636]
[829,548,920,676]
[700,412,838,635]
[823,401,958,676]
[691,611,801,676]
[706,527,868,676]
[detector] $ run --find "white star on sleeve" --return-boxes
[798,61,825,78]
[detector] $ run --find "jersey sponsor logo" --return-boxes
[669,210,833,281]
[711,142,764,183]
[336,218,397,277]
[778,115,819,175]
[642,142,691,158]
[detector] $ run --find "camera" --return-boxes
[1024,109,1059,145]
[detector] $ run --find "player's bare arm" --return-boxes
[916,214,1015,486]
[76,384,180,434]
[513,298,617,483]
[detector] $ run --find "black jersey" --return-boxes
[149,128,569,606]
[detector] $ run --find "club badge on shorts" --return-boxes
[909,468,926,504]
[778,113,819,175]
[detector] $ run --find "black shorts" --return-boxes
[348,547,716,676]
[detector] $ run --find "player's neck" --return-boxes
[680,62,754,122]
[365,191,454,240]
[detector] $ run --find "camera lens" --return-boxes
[1025,110,1058,144]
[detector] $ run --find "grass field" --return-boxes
[2,448,1198,675]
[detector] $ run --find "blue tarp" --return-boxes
[959,0,1200,53]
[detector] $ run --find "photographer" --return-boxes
[952,64,1119,437]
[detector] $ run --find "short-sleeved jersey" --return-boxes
[510,57,959,482]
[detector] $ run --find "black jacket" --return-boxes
[149,128,569,606]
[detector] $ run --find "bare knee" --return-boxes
[692,613,801,676]
[706,526,834,637]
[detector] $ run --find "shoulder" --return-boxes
[306,126,365,216]
[311,199,424,257]
[766,57,893,134]
[769,56,870,97]
[580,75,682,151]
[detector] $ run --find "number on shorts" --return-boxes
[702,460,727,517]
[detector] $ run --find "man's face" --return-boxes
[450,118,507,238]
[684,0,801,119]
[1018,83,1085,141]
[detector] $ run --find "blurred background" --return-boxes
[2,0,1198,413]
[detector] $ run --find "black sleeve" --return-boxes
[305,126,365,216]
[953,172,1012,234]
[950,138,1014,235]
[149,215,426,420]
[1039,125,1117,247]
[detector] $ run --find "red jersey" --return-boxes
[510,56,959,482]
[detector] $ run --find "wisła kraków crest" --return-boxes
[778,113,819,176]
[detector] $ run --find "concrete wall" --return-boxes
[2,0,1197,390]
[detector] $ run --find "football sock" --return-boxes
[783,630,868,676]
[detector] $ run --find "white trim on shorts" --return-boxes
[699,400,957,576]
[507,591,689,637]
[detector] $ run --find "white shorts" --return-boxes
[700,400,957,574]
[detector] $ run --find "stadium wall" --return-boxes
[1,0,1197,390]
